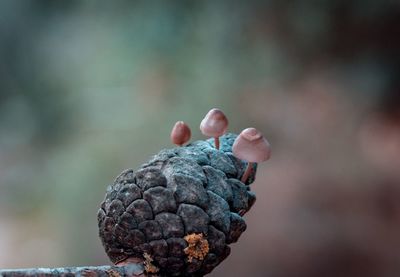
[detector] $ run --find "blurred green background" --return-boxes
[1,1,400,276]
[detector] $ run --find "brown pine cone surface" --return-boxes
[98,133,257,276]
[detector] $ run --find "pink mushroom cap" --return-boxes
[171,121,191,146]
[199,108,229,137]
[232,127,271,162]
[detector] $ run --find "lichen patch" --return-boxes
[143,252,159,274]
[184,233,210,262]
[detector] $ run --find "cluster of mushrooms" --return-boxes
[170,108,271,184]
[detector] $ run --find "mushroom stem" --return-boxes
[214,137,220,150]
[241,162,253,183]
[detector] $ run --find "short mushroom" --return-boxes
[171,121,191,146]
[232,128,271,183]
[200,108,228,150]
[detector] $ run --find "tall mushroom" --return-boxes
[171,121,191,146]
[200,108,228,150]
[232,128,271,183]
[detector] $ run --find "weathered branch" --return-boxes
[0,263,152,277]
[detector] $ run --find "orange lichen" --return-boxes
[184,233,209,263]
[143,252,159,274]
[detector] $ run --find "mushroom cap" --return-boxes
[200,108,229,137]
[171,121,191,145]
[232,128,271,162]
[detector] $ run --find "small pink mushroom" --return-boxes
[200,108,228,150]
[171,121,191,146]
[232,128,271,183]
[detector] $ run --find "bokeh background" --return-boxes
[1,1,400,276]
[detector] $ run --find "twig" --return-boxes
[0,263,154,277]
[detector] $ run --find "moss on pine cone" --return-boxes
[98,133,257,276]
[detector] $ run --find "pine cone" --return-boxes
[98,133,257,276]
